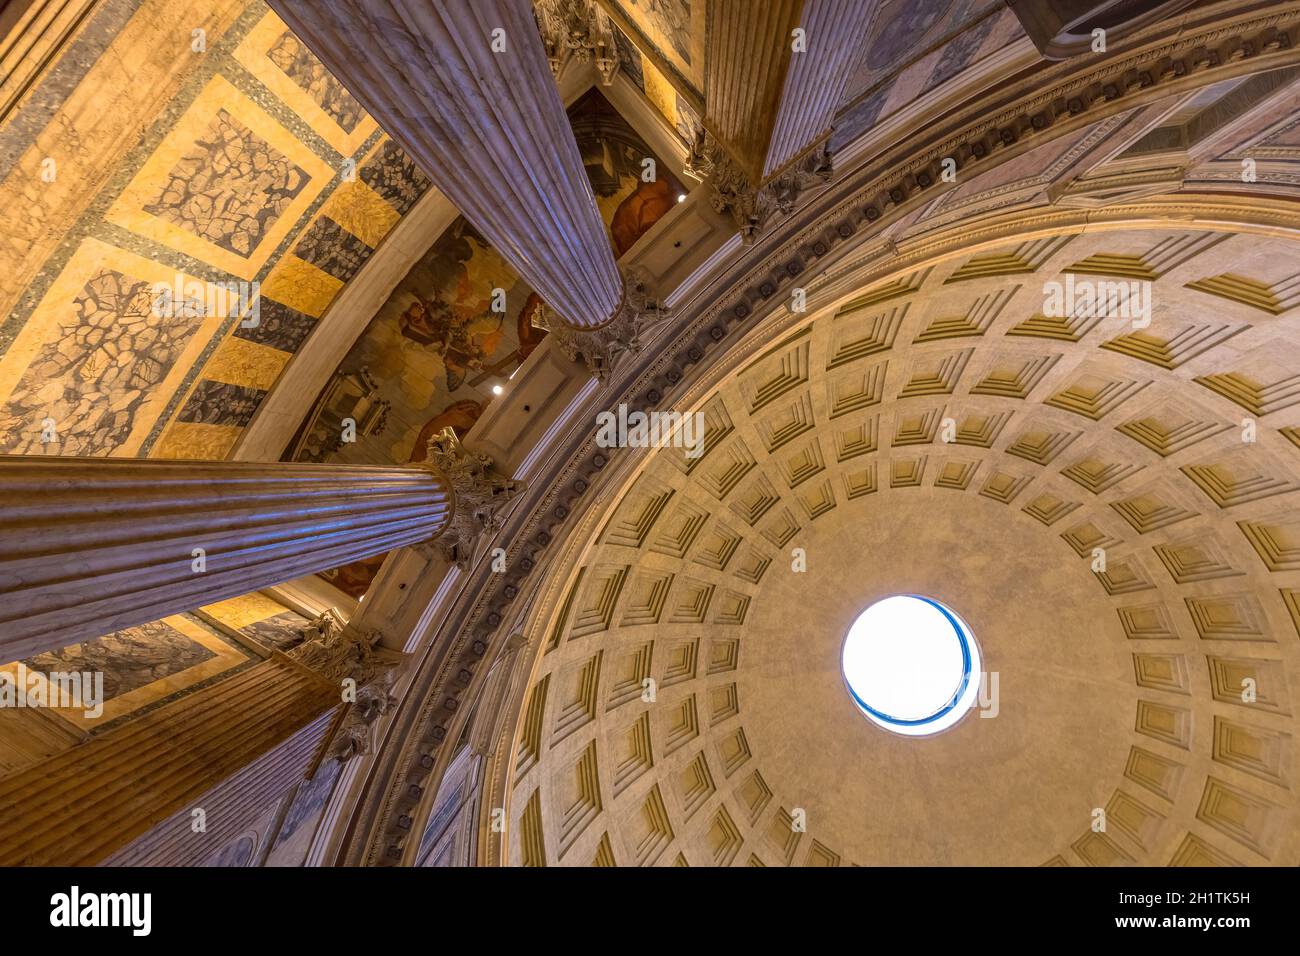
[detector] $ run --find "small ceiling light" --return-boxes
[492,384,504,396]
[676,193,687,203]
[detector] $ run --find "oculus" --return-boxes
[841,595,980,736]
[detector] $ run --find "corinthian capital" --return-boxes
[703,135,835,243]
[293,611,386,682]
[534,0,620,84]
[291,612,403,761]
[423,428,525,570]
[533,266,670,382]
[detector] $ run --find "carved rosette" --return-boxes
[292,610,402,760]
[533,266,670,381]
[702,134,835,243]
[533,0,620,84]
[422,428,525,570]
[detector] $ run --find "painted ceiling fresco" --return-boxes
[607,0,705,100]
[296,88,684,597]
[0,0,431,463]
[833,0,1022,150]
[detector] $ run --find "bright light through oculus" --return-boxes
[841,595,980,736]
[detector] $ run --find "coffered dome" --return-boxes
[505,224,1300,867]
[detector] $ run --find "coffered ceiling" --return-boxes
[506,224,1300,866]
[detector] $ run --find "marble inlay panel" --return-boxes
[21,620,217,703]
[177,378,267,427]
[292,216,374,283]
[358,138,433,216]
[104,74,335,281]
[232,296,317,352]
[1,613,251,730]
[151,420,243,460]
[0,239,227,456]
[268,29,363,133]
[142,106,309,259]
[232,8,378,156]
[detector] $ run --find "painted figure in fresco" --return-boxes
[398,294,499,391]
[407,398,485,462]
[631,0,692,65]
[393,219,511,392]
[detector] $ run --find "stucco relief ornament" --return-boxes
[297,607,346,646]
[422,427,525,570]
[331,671,400,760]
[532,266,670,382]
[292,613,401,761]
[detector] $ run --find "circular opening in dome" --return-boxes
[841,595,981,736]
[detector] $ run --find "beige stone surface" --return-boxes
[508,224,1300,867]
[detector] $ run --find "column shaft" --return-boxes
[704,0,804,183]
[704,0,877,181]
[0,457,450,657]
[765,0,878,178]
[267,0,623,329]
[0,655,340,866]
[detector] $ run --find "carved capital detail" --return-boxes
[293,611,403,761]
[422,428,525,570]
[534,0,619,84]
[534,266,670,381]
[703,134,835,243]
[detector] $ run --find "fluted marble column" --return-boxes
[0,655,340,866]
[705,0,877,182]
[268,0,624,329]
[0,457,451,658]
[704,0,804,183]
[763,0,878,178]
